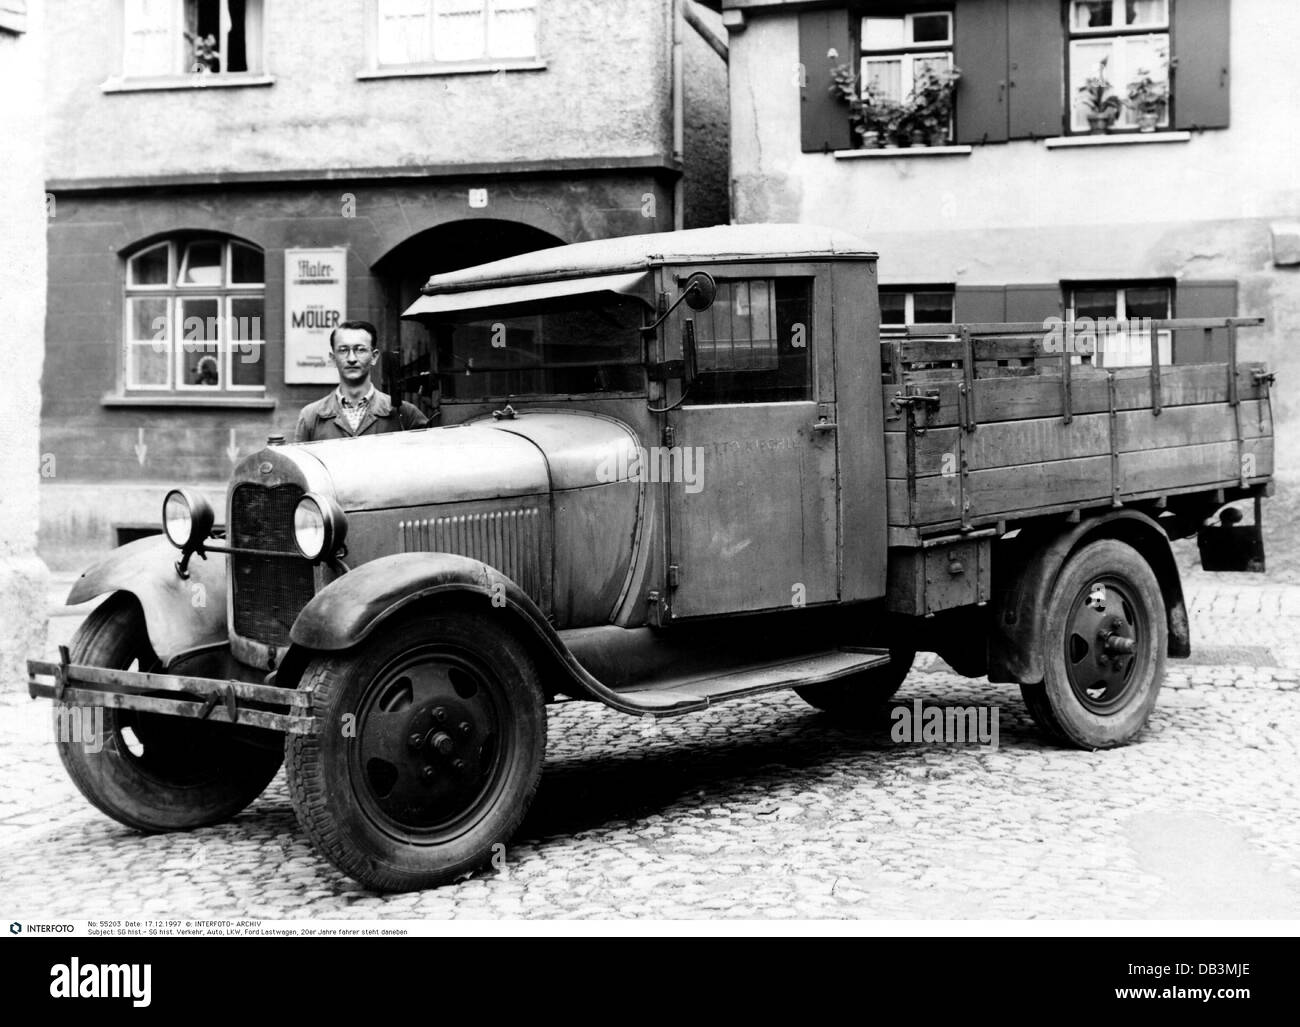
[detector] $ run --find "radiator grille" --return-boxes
[230,483,316,647]
[400,508,544,601]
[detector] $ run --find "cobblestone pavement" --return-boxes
[3,575,1299,921]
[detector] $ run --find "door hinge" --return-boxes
[667,564,680,589]
[663,425,676,448]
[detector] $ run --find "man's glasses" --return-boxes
[333,346,374,357]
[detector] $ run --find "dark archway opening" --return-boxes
[373,220,564,417]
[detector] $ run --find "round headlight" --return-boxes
[294,493,347,562]
[162,489,214,550]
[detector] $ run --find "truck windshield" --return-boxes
[431,294,647,400]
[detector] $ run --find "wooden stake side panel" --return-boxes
[881,362,1274,530]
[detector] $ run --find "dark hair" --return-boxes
[330,320,378,349]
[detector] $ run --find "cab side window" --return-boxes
[682,277,813,405]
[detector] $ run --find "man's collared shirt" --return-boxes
[294,386,429,443]
[337,384,375,432]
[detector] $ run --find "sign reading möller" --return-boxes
[284,247,347,384]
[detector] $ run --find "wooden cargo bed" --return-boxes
[880,318,1275,537]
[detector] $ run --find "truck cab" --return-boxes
[29,225,1274,892]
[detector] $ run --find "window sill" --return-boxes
[1044,131,1191,149]
[103,395,278,409]
[833,145,973,160]
[357,59,547,80]
[101,74,276,94]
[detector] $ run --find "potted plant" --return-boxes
[907,65,962,146]
[1077,57,1122,133]
[829,65,905,149]
[185,30,220,74]
[1125,65,1170,131]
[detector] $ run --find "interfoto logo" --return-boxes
[50,959,152,1007]
[595,445,705,494]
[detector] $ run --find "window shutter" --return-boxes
[1007,0,1064,140]
[1174,280,1237,364]
[1173,0,1230,130]
[799,8,853,154]
[954,0,1009,144]
[1005,284,1063,323]
[954,286,1007,324]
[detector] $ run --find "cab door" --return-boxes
[662,264,838,618]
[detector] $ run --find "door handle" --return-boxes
[813,419,838,433]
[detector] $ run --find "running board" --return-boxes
[610,647,891,716]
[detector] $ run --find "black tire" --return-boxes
[1020,539,1166,749]
[55,593,284,832]
[794,649,915,718]
[286,607,546,892]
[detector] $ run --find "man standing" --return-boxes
[294,320,428,442]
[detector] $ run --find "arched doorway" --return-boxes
[374,220,564,389]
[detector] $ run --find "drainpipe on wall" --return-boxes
[672,0,685,231]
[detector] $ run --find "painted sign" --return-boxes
[284,247,347,384]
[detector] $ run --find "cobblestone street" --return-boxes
[4,570,1299,921]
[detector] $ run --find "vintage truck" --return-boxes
[29,224,1274,891]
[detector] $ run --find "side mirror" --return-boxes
[682,271,717,312]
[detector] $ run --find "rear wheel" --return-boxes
[1021,539,1166,749]
[286,608,546,892]
[794,649,915,718]
[55,594,284,832]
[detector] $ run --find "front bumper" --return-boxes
[27,647,320,735]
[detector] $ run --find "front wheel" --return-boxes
[55,593,284,832]
[286,607,546,892]
[1021,539,1167,749]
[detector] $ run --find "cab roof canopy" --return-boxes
[418,223,876,296]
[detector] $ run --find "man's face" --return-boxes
[331,328,377,385]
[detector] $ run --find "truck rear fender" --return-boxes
[285,553,645,715]
[65,535,228,665]
[989,510,1189,684]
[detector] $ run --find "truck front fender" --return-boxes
[287,553,653,714]
[66,535,228,665]
[989,510,1190,684]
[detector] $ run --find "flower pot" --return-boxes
[1137,111,1160,132]
[859,130,882,149]
[909,129,927,146]
[929,130,949,147]
[1087,113,1114,134]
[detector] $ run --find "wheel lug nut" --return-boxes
[408,733,423,749]
[432,731,454,756]
[422,766,436,781]
[433,707,447,723]
[453,759,466,772]
[458,721,472,737]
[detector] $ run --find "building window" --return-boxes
[683,278,813,405]
[858,10,955,143]
[375,0,539,67]
[879,288,955,336]
[122,0,264,78]
[1068,0,1170,133]
[123,237,266,395]
[1068,282,1171,367]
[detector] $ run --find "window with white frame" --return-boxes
[124,237,266,395]
[375,0,539,67]
[859,11,954,130]
[1069,283,1171,368]
[122,0,264,77]
[879,288,955,336]
[1068,0,1170,132]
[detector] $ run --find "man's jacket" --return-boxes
[294,389,429,443]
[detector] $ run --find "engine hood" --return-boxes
[245,411,641,511]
